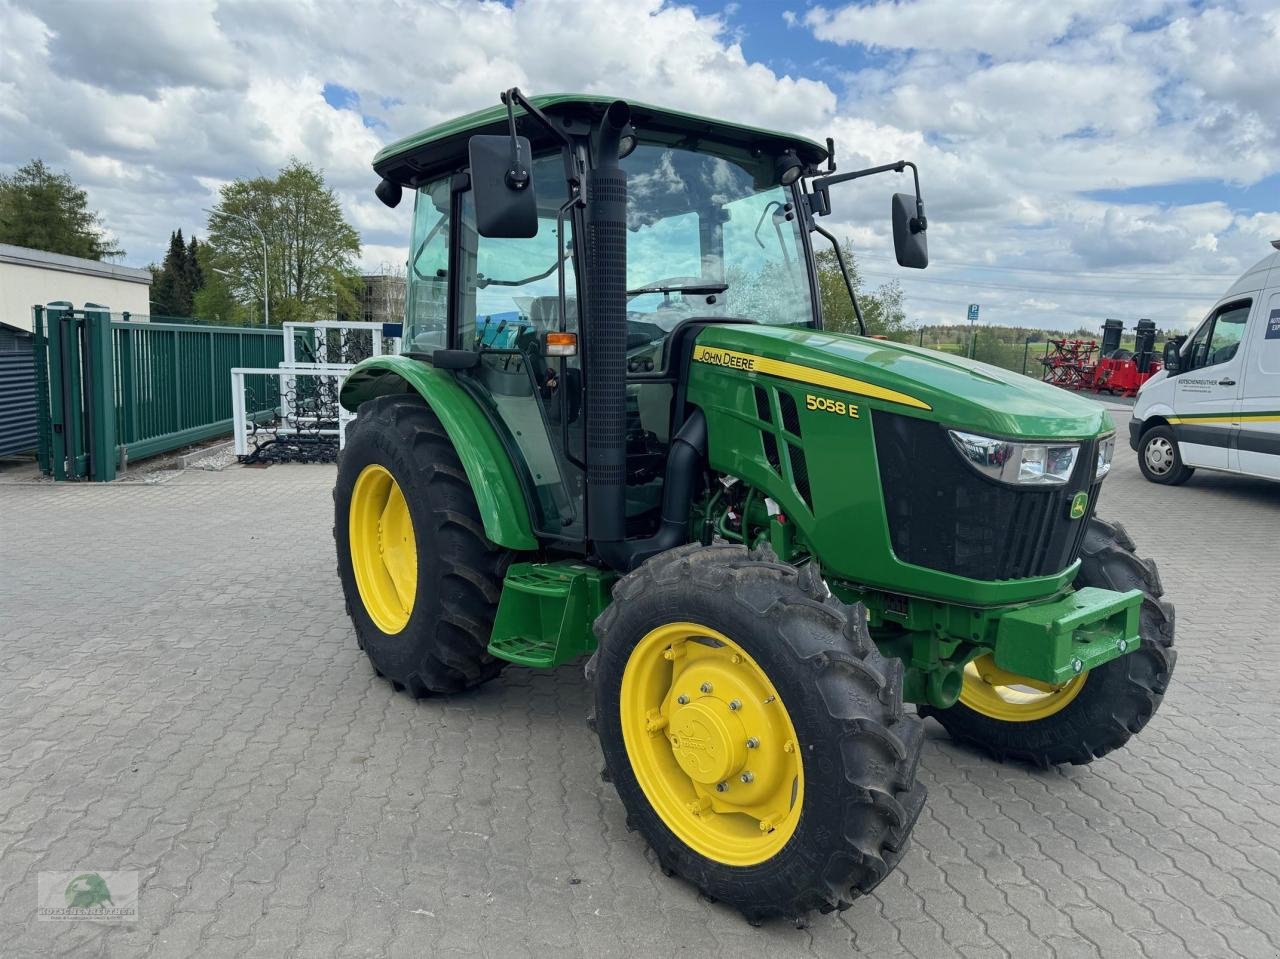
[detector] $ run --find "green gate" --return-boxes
[34,305,284,481]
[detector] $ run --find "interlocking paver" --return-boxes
[2,407,1278,957]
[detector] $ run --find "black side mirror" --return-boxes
[468,134,538,238]
[892,193,928,268]
[1162,340,1182,374]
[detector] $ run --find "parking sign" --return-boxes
[967,304,980,322]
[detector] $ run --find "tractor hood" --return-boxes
[693,324,1113,439]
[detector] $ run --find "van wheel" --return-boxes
[1139,426,1193,485]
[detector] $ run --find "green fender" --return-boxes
[340,355,539,551]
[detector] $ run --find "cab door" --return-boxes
[453,151,587,539]
[1172,298,1251,471]
[1236,289,1280,479]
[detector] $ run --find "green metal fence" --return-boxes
[34,305,283,481]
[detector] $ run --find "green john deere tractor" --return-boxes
[334,89,1176,921]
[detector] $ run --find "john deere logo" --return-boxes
[1069,491,1089,519]
[65,874,113,910]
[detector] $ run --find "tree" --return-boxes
[814,242,910,339]
[204,158,361,326]
[150,230,189,316]
[0,159,123,260]
[149,230,207,316]
[184,233,204,304]
[191,242,250,325]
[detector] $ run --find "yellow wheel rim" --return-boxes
[348,464,418,634]
[959,653,1087,722]
[620,622,804,866]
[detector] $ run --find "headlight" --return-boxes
[948,430,1080,486]
[1096,434,1116,479]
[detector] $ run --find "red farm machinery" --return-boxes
[1041,319,1162,397]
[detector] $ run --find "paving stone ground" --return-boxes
[2,410,1279,958]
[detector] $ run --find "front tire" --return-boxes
[1139,425,1194,485]
[921,517,1176,766]
[334,394,510,695]
[592,545,925,921]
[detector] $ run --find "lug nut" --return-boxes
[746,737,759,749]
[1117,639,1128,652]
[728,699,742,711]
[676,695,688,705]
[740,771,754,784]
[700,682,713,694]
[715,782,728,793]
[1071,658,1084,674]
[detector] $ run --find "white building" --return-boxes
[0,243,152,332]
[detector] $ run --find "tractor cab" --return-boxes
[360,91,923,553]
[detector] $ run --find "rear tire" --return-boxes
[592,545,925,921]
[334,394,510,695]
[1139,425,1194,485]
[921,517,1176,766]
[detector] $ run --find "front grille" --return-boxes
[873,412,1100,580]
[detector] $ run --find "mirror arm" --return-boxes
[900,160,927,234]
[501,87,581,190]
[499,92,530,191]
[807,159,927,233]
[809,159,908,193]
[812,222,866,337]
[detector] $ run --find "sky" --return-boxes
[1,0,1277,333]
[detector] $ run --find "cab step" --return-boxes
[487,561,616,668]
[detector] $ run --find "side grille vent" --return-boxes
[754,386,772,424]
[762,432,781,470]
[778,391,802,437]
[787,443,812,509]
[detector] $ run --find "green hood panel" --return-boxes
[696,325,1111,440]
[685,323,1110,604]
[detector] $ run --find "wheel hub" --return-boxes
[1145,437,1172,474]
[669,698,746,785]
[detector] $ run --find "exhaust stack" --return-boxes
[584,101,632,550]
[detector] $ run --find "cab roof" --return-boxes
[373,93,829,189]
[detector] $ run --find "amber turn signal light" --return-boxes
[545,332,578,357]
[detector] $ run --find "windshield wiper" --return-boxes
[626,282,728,298]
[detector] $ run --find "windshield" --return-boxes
[620,142,815,337]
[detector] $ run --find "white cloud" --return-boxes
[804,0,1165,57]
[0,0,1274,332]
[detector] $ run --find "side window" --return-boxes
[456,155,574,352]
[1192,301,1250,369]
[405,178,450,351]
[721,192,811,327]
[456,153,582,535]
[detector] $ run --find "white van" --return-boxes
[1130,242,1280,484]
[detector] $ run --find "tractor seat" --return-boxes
[528,295,578,330]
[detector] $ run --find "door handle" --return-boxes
[1218,379,1236,386]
